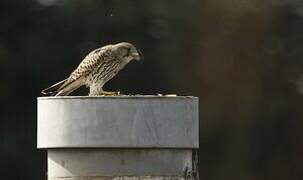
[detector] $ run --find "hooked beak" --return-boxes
[132,49,143,61]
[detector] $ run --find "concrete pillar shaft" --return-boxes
[37,96,199,180]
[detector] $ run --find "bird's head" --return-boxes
[112,42,142,62]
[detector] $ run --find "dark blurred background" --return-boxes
[1,0,303,179]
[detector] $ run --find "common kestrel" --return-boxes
[42,42,141,96]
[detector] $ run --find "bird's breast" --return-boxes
[85,60,124,87]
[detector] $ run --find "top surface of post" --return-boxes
[37,96,199,149]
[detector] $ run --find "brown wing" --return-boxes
[57,47,108,91]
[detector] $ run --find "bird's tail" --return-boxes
[41,79,68,96]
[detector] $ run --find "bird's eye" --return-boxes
[121,48,130,57]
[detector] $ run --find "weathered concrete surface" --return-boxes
[37,96,199,148]
[48,149,192,179]
[49,176,185,180]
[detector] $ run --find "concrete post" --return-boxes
[37,96,199,180]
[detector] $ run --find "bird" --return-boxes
[41,42,142,96]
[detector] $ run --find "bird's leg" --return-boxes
[89,84,120,96]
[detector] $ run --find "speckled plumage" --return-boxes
[42,42,141,96]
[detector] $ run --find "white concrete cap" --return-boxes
[37,96,199,148]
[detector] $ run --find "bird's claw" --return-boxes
[100,91,120,96]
